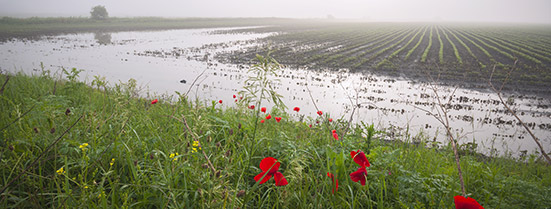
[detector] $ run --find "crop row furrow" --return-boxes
[436,26,444,64]
[376,26,427,68]
[342,26,416,67]
[441,27,462,65]
[466,30,542,65]
[405,26,428,61]
[420,26,433,63]
[354,26,420,68]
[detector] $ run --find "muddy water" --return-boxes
[1,27,549,157]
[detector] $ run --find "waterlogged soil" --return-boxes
[0,27,550,157]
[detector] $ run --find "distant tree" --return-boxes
[90,5,108,20]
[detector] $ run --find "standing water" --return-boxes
[1,27,549,157]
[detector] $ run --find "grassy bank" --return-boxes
[0,17,290,40]
[0,70,550,208]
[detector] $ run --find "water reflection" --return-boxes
[94,32,111,45]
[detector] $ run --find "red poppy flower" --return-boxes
[235,99,238,102]
[254,157,288,186]
[261,107,267,113]
[329,118,333,122]
[454,196,484,209]
[249,105,255,109]
[349,166,368,186]
[327,172,338,194]
[332,129,336,134]
[219,100,222,104]
[275,117,282,123]
[317,110,323,116]
[351,150,370,168]
[309,124,312,128]
[293,107,300,112]
[260,119,265,123]
[332,133,339,140]
[151,99,158,104]
[266,114,272,120]
[233,95,236,99]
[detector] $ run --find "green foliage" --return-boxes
[1,71,550,208]
[421,26,433,63]
[90,5,109,20]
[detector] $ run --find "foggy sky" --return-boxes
[1,0,550,24]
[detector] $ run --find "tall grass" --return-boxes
[0,70,550,208]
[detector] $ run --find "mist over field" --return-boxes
[1,0,550,24]
[1,0,551,208]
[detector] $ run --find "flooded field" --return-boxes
[1,27,549,157]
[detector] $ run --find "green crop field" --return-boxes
[225,22,551,93]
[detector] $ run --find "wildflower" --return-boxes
[329,118,333,122]
[350,166,368,186]
[254,157,288,186]
[454,195,484,209]
[260,119,265,123]
[110,158,115,167]
[249,105,255,109]
[317,110,323,116]
[235,99,238,102]
[84,185,89,189]
[275,117,282,123]
[192,147,198,153]
[79,143,89,150]
[151,99,158,104]
[266,114,272,120]
[327,172,338,194]
[233,95,236,99]
[56,167,65,175]
[219,100,223,104]
[309,124,312,128]
[261,107,267,113]
[293,107,300,112]
[332,133,339,140]
[351,150,370,167]
[332,129,336,134]
[349,150,371,186]
[170,153,180,160]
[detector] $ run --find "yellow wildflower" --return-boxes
[169,153,175,158]
[110,158,115,166]
[192,147,197,153]
[192,141,199,147]
[56,167,65,175]
[79,143,89,150]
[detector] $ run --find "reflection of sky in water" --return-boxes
[0,27,549,157]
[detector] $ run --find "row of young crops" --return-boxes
[228,23,551,89]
